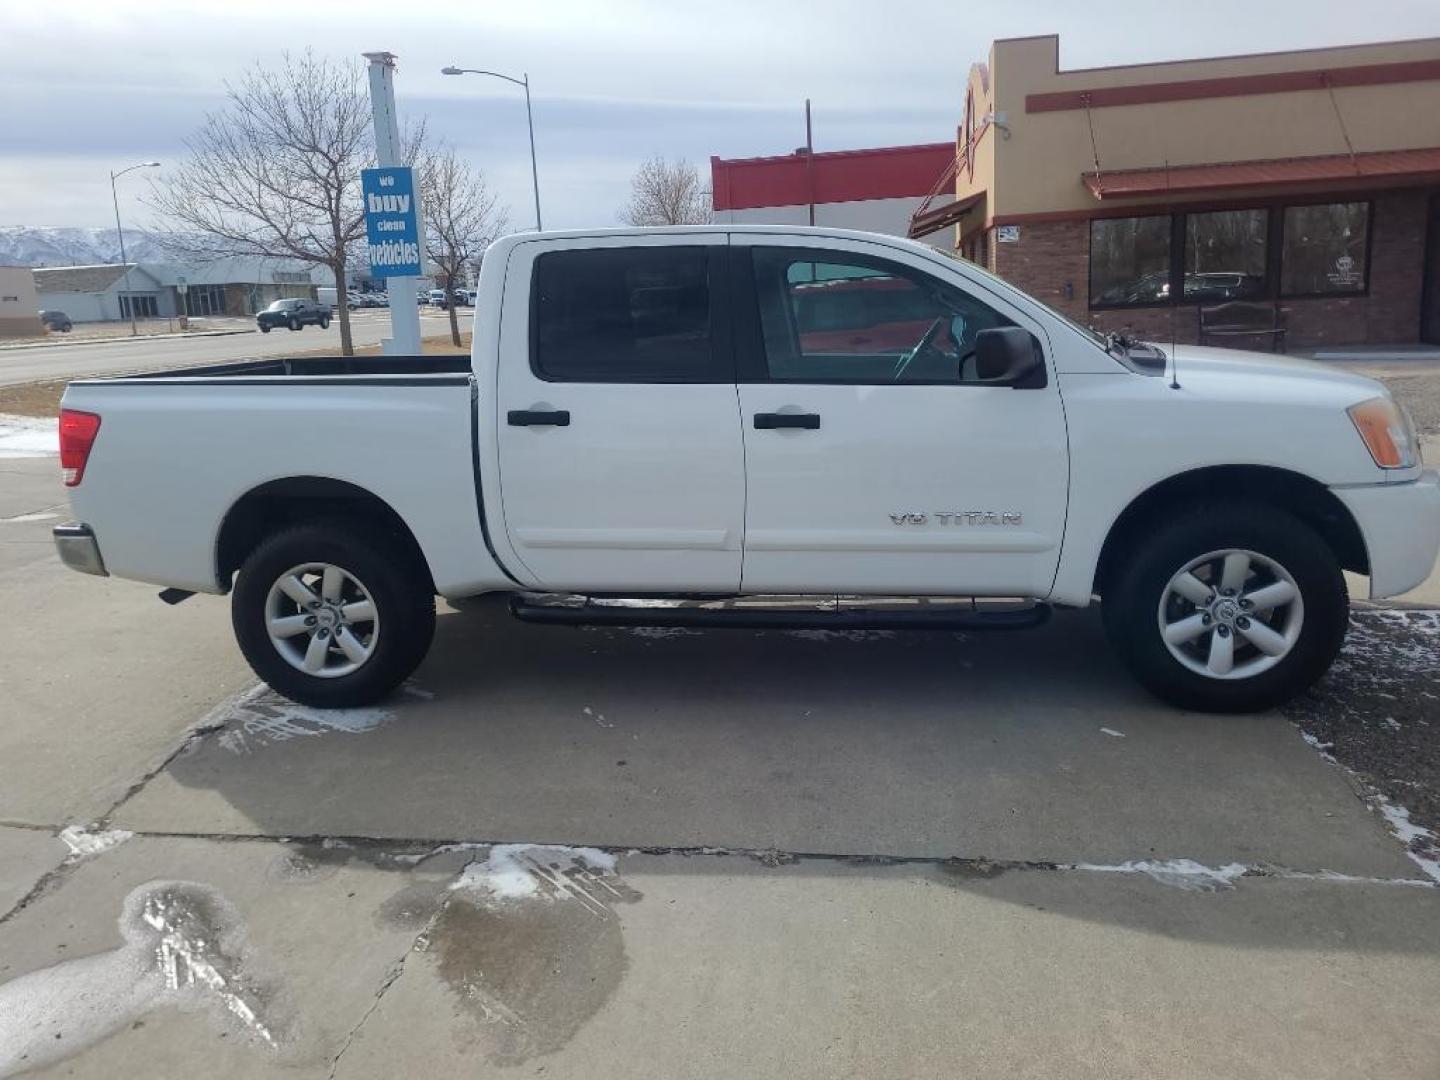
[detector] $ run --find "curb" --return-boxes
[0,328,255,353]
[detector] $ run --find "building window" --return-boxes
[1280,202,1370,296]
[1183,209,1267,301]
[1089,216,1172,307]
[119,295,158,319]
[272,271,309,285]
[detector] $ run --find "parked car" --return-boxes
[428,288,449,309]
[40,310,73,333]
[51,225,1439,714]
[256,298,330,333]
[451,289,473,307]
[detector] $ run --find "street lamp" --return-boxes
[441,66,543,231]
[109,161,160,336]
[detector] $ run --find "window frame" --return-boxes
[1086,199,1374,309]
[526,244,733,385]
[731,243,1036,387]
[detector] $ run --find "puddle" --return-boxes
[428,846,641,1064]
[0,881,282,1076]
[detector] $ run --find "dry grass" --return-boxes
[0,333,471,418]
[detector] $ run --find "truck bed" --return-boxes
[77,354,474,383]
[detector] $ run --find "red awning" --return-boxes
[907,190,985,239]
[1083,146,1440,200]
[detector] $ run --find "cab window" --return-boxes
[746,247,1013,384]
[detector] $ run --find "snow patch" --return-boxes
[0,414,57,458]
[619,626,700,639]
[1075,859,1249,892]
[452,845,621,914]
[784,628,897,642]
[0,881,279,1076]
[1375,798,1440,884]
[1099,727,1126,738]
[211,685,393,754]
[58,824,132,860]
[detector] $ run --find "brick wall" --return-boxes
[982,190,1430,349]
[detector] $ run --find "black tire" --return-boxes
[260,324,271,333]
[288,317,300,331]
[320,316,330,329]
[1102,502,1348,713]
[232,522,435,708]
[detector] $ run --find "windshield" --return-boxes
[933,247,1165,368]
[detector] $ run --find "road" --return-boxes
[1,454,1438,1077]
[0,308,465,386]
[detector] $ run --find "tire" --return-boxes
[288,318,300,331]
[1102,502,1347,713]
[320,316,330,329]
[260,324,271,333]
[231,521,435,708]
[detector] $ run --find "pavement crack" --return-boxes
[95,719,228,827]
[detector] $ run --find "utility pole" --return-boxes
[363,51,422,356]
[804,100,816,227]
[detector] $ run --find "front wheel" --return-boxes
[260,324,271,333]
[232,522,435,707]
[1102,503,1348,713]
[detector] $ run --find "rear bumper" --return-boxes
[1333,471,1440,599]
[53,522,108,577]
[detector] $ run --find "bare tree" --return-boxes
[150,51,422,355]
[619,157,712,226]
[419,147,510,347]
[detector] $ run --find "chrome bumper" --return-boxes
[53,522,108,577]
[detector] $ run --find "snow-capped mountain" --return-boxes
[0,226,170,268]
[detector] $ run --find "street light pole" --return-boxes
[441,66,543,231]
[109,161,160,336]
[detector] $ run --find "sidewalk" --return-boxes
[0,324,254,352]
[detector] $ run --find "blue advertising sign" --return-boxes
[362,166,421,278]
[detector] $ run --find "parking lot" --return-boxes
[2,444,1439,1079]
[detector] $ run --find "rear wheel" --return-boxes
[232,522,435,707]
[320,315,331,329]
[288,317,300,331]
[1102,503,1348,713]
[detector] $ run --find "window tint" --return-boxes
[1183,209,1267,301]
[1090,216,1172,306]
[750,247,1012,384]
[1281,202,1369,296]
[532,247,715,382]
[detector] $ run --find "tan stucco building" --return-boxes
[0,266,43,337]
[929,34,1440,348]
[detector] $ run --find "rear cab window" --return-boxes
[530,246,727,382]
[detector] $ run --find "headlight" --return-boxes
[1347,396,1418,469]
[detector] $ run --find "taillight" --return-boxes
[59,409,101,487]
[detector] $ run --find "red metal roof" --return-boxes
[1084,146,1440,199]
[908,190,985,239]
[711,143,955,211]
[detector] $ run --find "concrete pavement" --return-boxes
[0,455,1438,1077]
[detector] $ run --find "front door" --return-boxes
[495,235,744,593]
[733,238,1069,597]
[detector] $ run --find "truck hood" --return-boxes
[1152,343,1386,402]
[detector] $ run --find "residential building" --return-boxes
[937,34,1440,347]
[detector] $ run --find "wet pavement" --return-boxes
[2,454,1439,1078]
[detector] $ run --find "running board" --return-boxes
[508,597,1051,632]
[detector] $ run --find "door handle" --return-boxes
[754,412,820,430]
[508,409,571,427]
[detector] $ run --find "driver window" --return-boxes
[750,247,1012,383]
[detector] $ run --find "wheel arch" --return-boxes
[1093,465,1368,598]
[215,476,435,594]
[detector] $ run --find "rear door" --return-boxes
[494,233,744,592]
[733,237,1069,597]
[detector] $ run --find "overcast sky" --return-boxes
[3,0,1437,232]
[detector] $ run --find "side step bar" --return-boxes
[508,597,1051,632]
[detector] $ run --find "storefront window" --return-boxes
[1090,216,1172,307]
[1280,203,1369,296]
[1183,209,1267,301]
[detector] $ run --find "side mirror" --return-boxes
[974,327,1045,388]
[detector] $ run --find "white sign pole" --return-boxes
[364,51,422,356]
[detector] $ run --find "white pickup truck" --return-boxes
[53,226,1439,713]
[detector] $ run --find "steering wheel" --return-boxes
[891,317,948,382]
